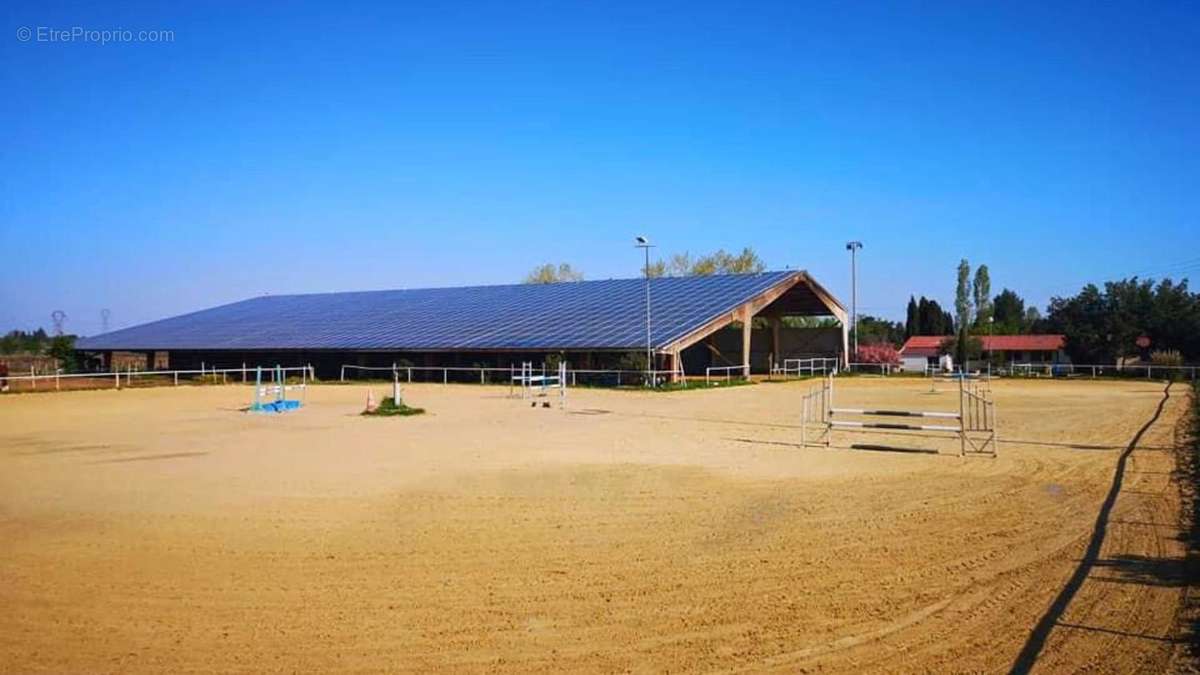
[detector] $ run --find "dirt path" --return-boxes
[0,378,1191,672]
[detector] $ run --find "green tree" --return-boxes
[1045,277,1200,363]
[524,263,584,284]
[972,264,992,328]
[905,296,919,338]
[1024,306,1042,327]
[913,297,953,335]
[47,335,77,372]
[955,259,973,332]
[856,315,905,346]
[992,288,1027,334]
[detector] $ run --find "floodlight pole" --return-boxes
[635,237,655,386]
[845,241,862,359]
[987,315,994,376]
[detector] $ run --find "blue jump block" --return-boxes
[250,399,302,414]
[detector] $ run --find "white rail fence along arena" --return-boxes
[0,364,314,393]
[772,357,839,378]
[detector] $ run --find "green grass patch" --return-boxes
[361,396,426,417]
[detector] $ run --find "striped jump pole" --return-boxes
[829,420,961,433]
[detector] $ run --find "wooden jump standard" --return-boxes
[800,375,997,456]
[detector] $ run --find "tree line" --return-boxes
[1,329,78,370]
[876,260,1200,365]
[524,247,766,284]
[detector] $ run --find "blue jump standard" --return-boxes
[250,399,302,413]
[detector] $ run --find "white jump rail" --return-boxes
[800,374,997,456]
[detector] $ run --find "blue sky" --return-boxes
[2,1,1198,335]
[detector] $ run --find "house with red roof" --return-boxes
[898,334,1068,372]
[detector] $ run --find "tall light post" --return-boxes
[845,241,863,360]
[987,315,994,376]
[635,236,655,385]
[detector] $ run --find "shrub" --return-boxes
[855,343,901,365]
[1151,349,1184,367]
[362,396,425,417]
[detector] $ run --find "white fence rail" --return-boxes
[772,357,839,378]
[705,365,748,385]
[1007,362,1198,380]
[339,364,684,388]
[846,361,898,375]
[1,364,313,393]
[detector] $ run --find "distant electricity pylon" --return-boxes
[101,308,111,334]
[51,310,66,336]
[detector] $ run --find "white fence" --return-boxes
[1007,362,1198,380]
[704,365,748,385]
[846,361,898,375]
[339,364,684,388]
[1,364,314,393]
[772,357,839,378]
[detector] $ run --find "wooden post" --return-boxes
[741,308,752,378]
[770,316,781,375]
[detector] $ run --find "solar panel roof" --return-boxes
[77,271,827,352]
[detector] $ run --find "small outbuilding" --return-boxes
[899,334,1069,372]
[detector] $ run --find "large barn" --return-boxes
[76,270,847,379]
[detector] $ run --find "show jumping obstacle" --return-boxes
[248,365,306,413]
[800,374,996,456]
[510,361,567,409]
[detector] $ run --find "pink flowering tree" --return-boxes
[854,343,901,365]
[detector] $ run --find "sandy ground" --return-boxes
[0,377,1192,673]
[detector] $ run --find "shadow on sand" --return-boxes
[1010,381,1198,672]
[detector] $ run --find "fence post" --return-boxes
[56,368,61,391]
[174,371,178,386]
[31,366,36,389]
[443,368,448,385]
[242,363,247,383]
[480,368,485,385]
[114,370,119,390]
